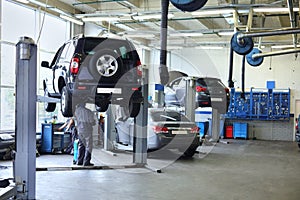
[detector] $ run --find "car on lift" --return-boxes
[165,76,230,114]
[147,108,201,157]
[41,35,143,117]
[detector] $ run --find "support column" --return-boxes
[211,108,220,141]
[103,105,116,152]
[133,68,148,165]
[185,77,196,122]
[14,37,37,200]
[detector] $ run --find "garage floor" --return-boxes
[1,139,300,200]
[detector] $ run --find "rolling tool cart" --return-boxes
[40,123,71,153]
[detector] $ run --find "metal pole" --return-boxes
[14,36,37,199]
[228,46,234,88]
[252,48,300,59]
[238,27,300,39]
[159,0,170,85]
[185,77,196,122]
[241,55,246,99]
[133,68,148,165]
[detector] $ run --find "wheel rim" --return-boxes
[44,90,49,109]
[96,55,118,77]
[61,90,66,113]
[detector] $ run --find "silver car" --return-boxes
[147,108,201,157]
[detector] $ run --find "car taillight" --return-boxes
[225,87,230,93]
[136,60,142,77]
[196,86,206,92]
[70,57,80,74]
[153,126,169,134]
[190,126,200,134]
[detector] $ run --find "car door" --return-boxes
[53,42,74,93]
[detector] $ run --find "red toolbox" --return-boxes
[225,126,233,139]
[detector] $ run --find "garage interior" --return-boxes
[0,0,300,199]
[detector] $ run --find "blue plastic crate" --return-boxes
[233,122,248,139]
[196,122,209,138]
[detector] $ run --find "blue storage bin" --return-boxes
[233,122,248,139]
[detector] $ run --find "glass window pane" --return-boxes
[0,44,15,86]
[0,88,15,130]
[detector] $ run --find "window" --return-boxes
[0,1,70,131]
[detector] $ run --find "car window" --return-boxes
[50,46,64,67]
[58,42,71,63]
[65,42,75,62]
[151,111,189,122]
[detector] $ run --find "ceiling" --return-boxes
[15,0,300,49]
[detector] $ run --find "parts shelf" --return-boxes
[226,88,290,120]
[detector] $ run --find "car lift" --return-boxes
[12,36,37,199]
[101,68,149,168]
[3,36,150,200]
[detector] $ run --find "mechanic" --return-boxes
[74,102,96,166]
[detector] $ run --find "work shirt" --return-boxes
[74,105,95,133]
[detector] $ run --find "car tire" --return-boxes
[61,86,73,117]
[298,143,300,149]
[44,88,56,112]
[95,103,109,112]
[129,101,141,118]
[89,49,123,80]
[183,145,198,157]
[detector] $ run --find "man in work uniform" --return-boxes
[74,103,96,166]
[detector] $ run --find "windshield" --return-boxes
[151,111,190,122]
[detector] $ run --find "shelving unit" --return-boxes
[227,88,290,120]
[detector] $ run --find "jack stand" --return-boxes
[13,37,37,199]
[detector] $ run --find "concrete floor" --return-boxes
[1,139,300,200]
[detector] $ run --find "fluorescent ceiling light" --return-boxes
[125,34,156,38]
[82,17,122,22]
[271,44,300,49]
[133,14,174,21]
[196,46,224,50]
[60,14,83,26]
[29,0,48,7]
[16,0,29,3]
[192,9,234,16]
[218,31,234,36]
[253,7,299,13]
[167,46,183,50]
[171,32,203,37]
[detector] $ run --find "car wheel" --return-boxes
[298,143,300,149]
[44,89,56,112]
[95,103,109,112]
[183,145,198,157]
[129,101,141,118]
[89,49,123,80]
[61,86,73,117]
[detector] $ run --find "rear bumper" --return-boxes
[71,82,142,103]
[148,134,200,150]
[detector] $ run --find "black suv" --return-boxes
[41,36,143,117]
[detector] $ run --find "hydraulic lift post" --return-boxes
[14,36,37,199]
[133,67,148,165]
